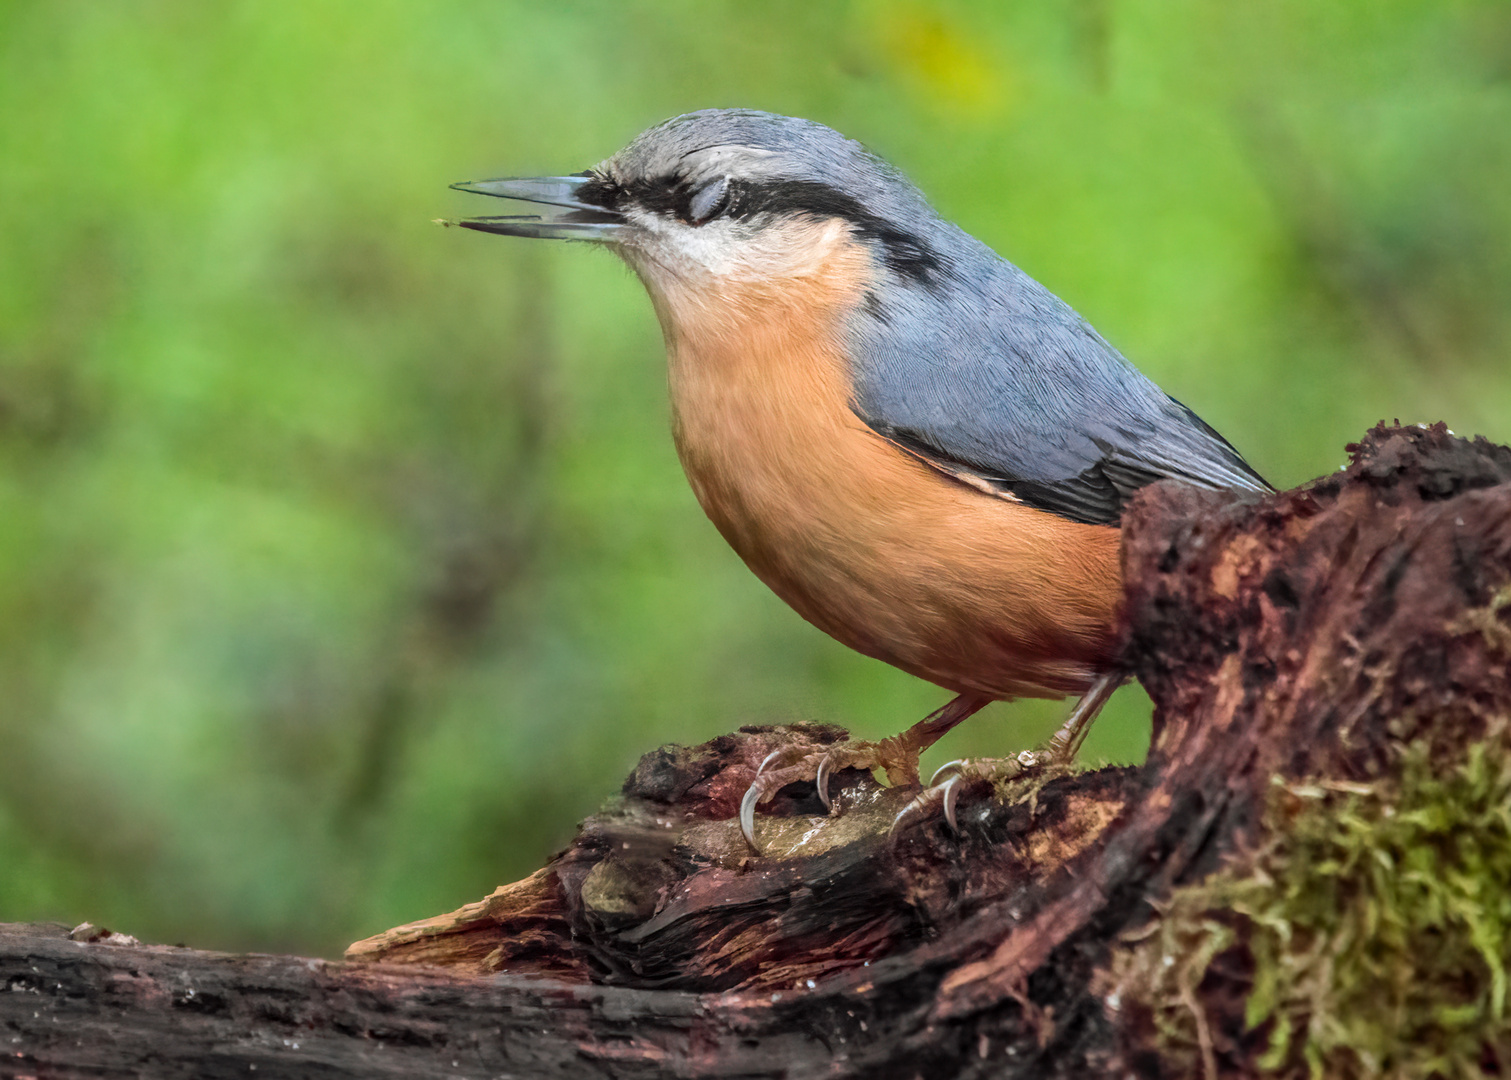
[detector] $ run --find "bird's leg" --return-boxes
[739,693,990,850]
[894,672,1127,834]
[1032,670,1127,766]
[867,692,992,787]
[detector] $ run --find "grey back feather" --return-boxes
[847,216,1269,524]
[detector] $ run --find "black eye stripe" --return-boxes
[724,180,941,285]
[574,176,690,218]
[590,173,942,285]
[574,174,624,209]
[640,180,696,220]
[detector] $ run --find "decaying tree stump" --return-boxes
[3,423,1509,1079]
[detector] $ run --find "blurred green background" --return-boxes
[2,0,1509,956]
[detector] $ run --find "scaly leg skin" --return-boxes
[892,671,1128,835]
[739,693,990,850]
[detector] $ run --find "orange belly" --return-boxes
[641,226,1123,700]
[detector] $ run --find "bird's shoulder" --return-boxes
[846,242,1269,526]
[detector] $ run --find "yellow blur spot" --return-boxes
[861,2,1015,118]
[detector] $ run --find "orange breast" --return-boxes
[640,224,1123,701]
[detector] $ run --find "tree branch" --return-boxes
[4,423,1508,1078]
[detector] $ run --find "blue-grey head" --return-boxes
[453,109,1268,525]
[451,109,945,295]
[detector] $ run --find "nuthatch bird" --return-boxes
[450,109,1268,846]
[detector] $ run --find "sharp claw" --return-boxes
[940,774,963,833]
[816,756,833,812]
[740,781,763,851]
[891,773,968,838]
[929,758,967,786]
[889,800,917,837]
[739,749,785,851]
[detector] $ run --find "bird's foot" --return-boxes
[738,694,992,851]
[882,676,1130,845]
[891,672,1129,837]
[738,735,923,850]
[892,752,1066,835]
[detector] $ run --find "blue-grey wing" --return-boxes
[847,239,1270,526]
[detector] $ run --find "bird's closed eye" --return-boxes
[686,176,730,225]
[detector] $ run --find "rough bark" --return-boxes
[2,423,1508,1079]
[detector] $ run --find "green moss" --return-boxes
[992,760,1079,810]
[1111,731,1511,1079]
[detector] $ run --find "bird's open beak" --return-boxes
[446,175,624,241]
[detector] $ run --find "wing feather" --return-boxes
[849,233,1271,526]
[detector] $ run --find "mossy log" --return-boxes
[3,423,1509,1079]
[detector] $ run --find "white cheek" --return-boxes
[625,212,749,280]
[622,212,849,289]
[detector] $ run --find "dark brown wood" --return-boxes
[2,423,1508,1079]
